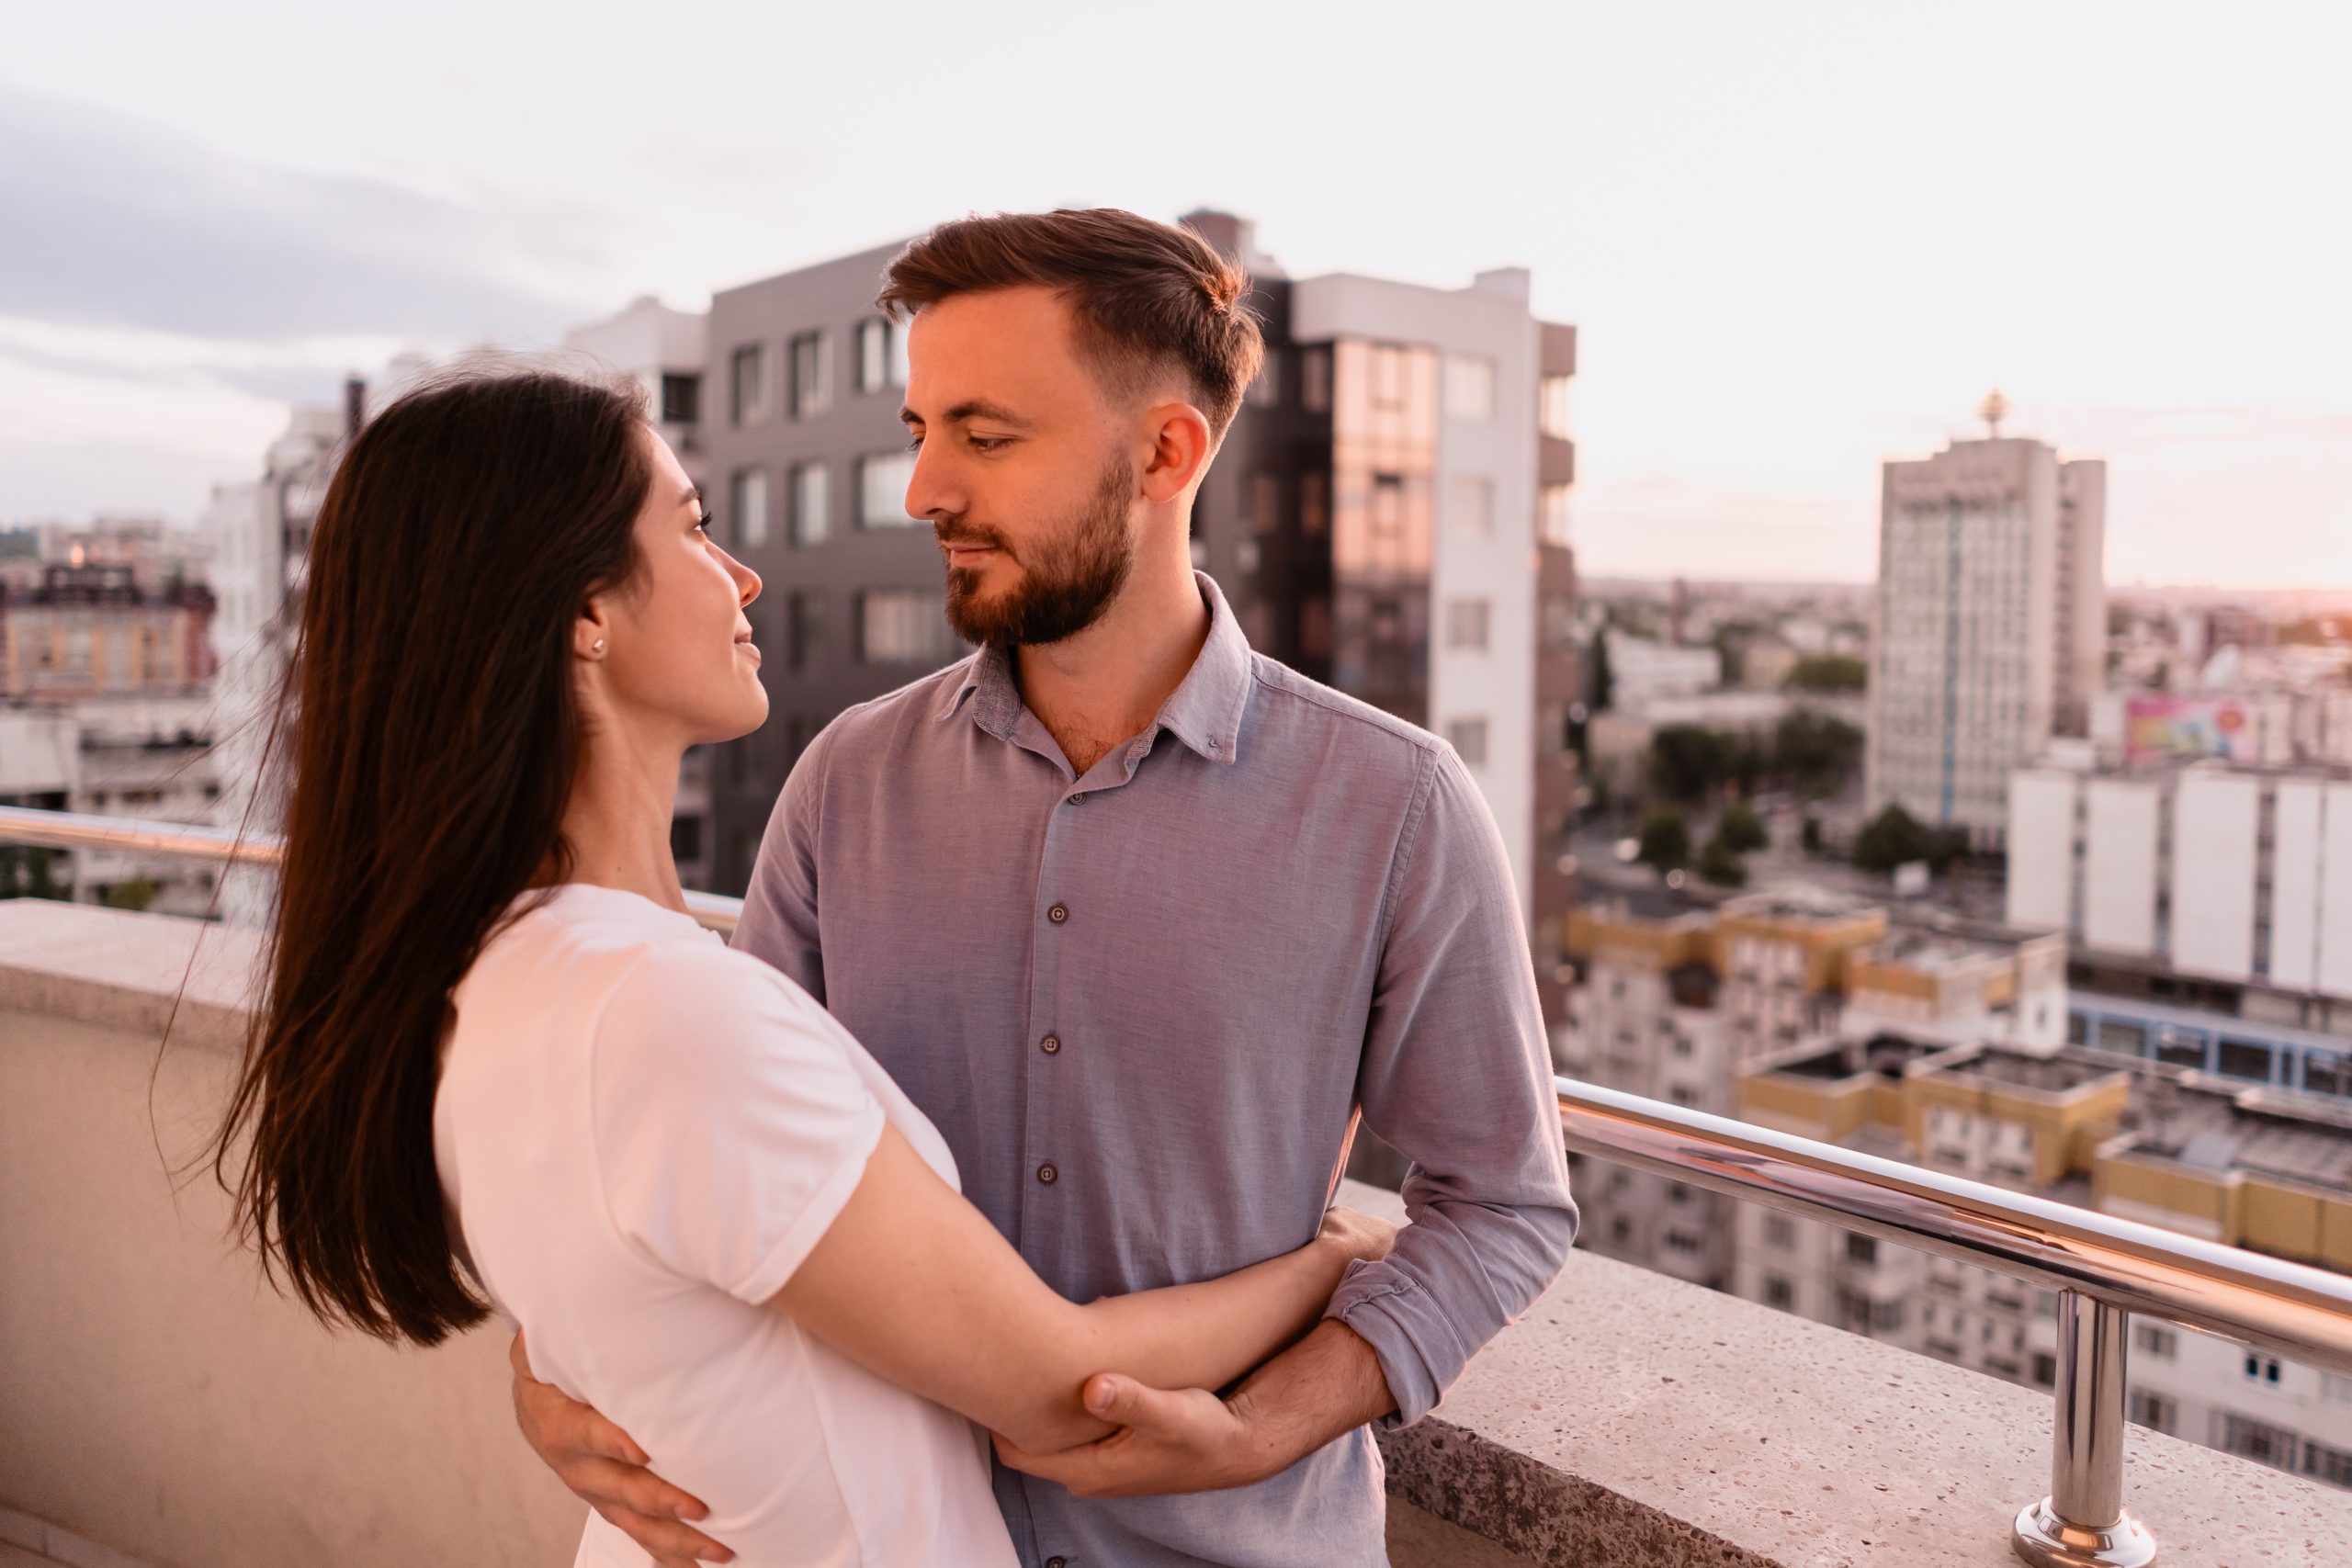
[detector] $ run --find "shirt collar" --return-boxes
[933,570,1254,767]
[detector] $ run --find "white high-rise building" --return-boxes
[1866,419,2106,846]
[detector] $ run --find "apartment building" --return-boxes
[1736,1032,2352,1487]
[1867,429,2106,845]
[1560,890,1731,1286]
[2008,757,2352,1083]
[1562,885,2061,1289]
[692,211,1582,1027]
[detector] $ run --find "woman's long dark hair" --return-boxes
[213,365,653,1345]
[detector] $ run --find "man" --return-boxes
[513,208,1575,1567]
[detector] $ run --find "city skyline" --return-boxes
[4,3,2347,589]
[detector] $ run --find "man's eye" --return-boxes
[970,436,1008,454]
[904,434,924,453]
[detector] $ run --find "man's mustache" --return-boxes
[933,519,1013,556]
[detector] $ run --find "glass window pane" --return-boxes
[1540,483,1572,548]
[858,452,921,527]
[1448,475,1494,537]
[789,332,830,419]
[730,344,766,425]
[791,462,830,547]
[729,467,768,549]
[1447,716,1488,766]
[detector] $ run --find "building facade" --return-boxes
[1866,433,2106,845]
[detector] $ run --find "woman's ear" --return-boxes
[576,599,612,661]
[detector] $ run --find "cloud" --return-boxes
[0,85,595,344]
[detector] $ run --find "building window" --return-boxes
[1248,349,1283,408]
[1762,1274,1793,1310]
[1540,483,1572,549]
[1300,347,1331,412]
[2218,1040,2272,1081]
[2219,1413,2300,1472]
[668,813,704,863]
[854,318,904,394]
[2128,1390,2176,1433]
[855,590,963,666]
[1299,472,1329,535]
[2134,1324,2177,1359]
[1444,354,1495,422]
[1445,598,1491,651]
[2031,1352,2057,1387]
[729,344,767,425]
[1448,717,1488,768]
[2307,1440,2352,1488]
[660,373,700,424]
[1765,1214,1795,1249]
[1250,472,1282,535]
[1873,1300,1905,1334]
[1447,474,1494,538]
[1540,374,1573,440]
[786,592,825,672]
[788,331,830,419]
[790,462,830,547]
[729,468,769,550]
[1609,1215,1632,1246]
[1846,1234,1878,1267]
[1369,474,1405,537]
[2244,1352,2283,1385]
[1370,344,1408,409]
[857,452,921,527]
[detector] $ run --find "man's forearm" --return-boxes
[1226,1318,1396,1481]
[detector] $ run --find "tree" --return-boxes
[1782,653,1867,694]
[1636,806,1690,873]
[1649,724,1737,802]
[1852,804,1935,874]
[1717,797,1770,853]
[1697,831,1749,887]
[1772,709,1865,799]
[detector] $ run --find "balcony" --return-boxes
[6,818,2352,1564]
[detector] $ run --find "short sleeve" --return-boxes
[592,940,886,1304]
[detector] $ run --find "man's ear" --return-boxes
[1139,402,1215,504]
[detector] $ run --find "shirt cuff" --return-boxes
[1323,1263,1472,1428]
[725,1099,887,1305]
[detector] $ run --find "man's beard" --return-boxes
[940,453,1137,648]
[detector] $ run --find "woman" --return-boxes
[213,366,1391,1566]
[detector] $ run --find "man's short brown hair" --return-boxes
[877,208,1265,438]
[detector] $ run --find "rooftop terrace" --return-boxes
[6,817,2352,1564]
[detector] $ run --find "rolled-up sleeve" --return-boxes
[1325,745,1578,1426]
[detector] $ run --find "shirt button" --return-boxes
[1046,1559,1068,1568]
[1048,903,1069,924]
[1037,1163,1058,1185]
[1069,792,1086,805]
[1040,1034,1062,1055]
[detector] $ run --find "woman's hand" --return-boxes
[1315,1206,1397,1267]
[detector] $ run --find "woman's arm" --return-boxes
[771,1127,1392,1455]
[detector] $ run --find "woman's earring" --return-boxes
[592,639,605,656]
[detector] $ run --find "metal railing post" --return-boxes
[2013,1291,2154,1565]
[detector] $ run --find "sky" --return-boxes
[3,1,2346,588]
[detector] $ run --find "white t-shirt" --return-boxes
[435,882,1017,1568]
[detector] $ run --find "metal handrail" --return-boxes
[8,804,2350,1562]
[0,805,743,935]
[1558,1076,2352,1374]
[1561,1075,2352,1564]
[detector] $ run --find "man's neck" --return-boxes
[1014,548,1211,777]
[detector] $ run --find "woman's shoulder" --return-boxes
[594,921,849,1076]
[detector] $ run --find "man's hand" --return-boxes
[991,1373,1279,1498]
[999,1319,1398,1500]
[509,1332,732,1566]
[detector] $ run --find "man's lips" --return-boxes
[943,543,1001,566]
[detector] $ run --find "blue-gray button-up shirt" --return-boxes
[734,573,1575,1568]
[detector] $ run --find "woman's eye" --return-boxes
[695,512,715,534]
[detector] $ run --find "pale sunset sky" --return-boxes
[2,1,2345,587]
